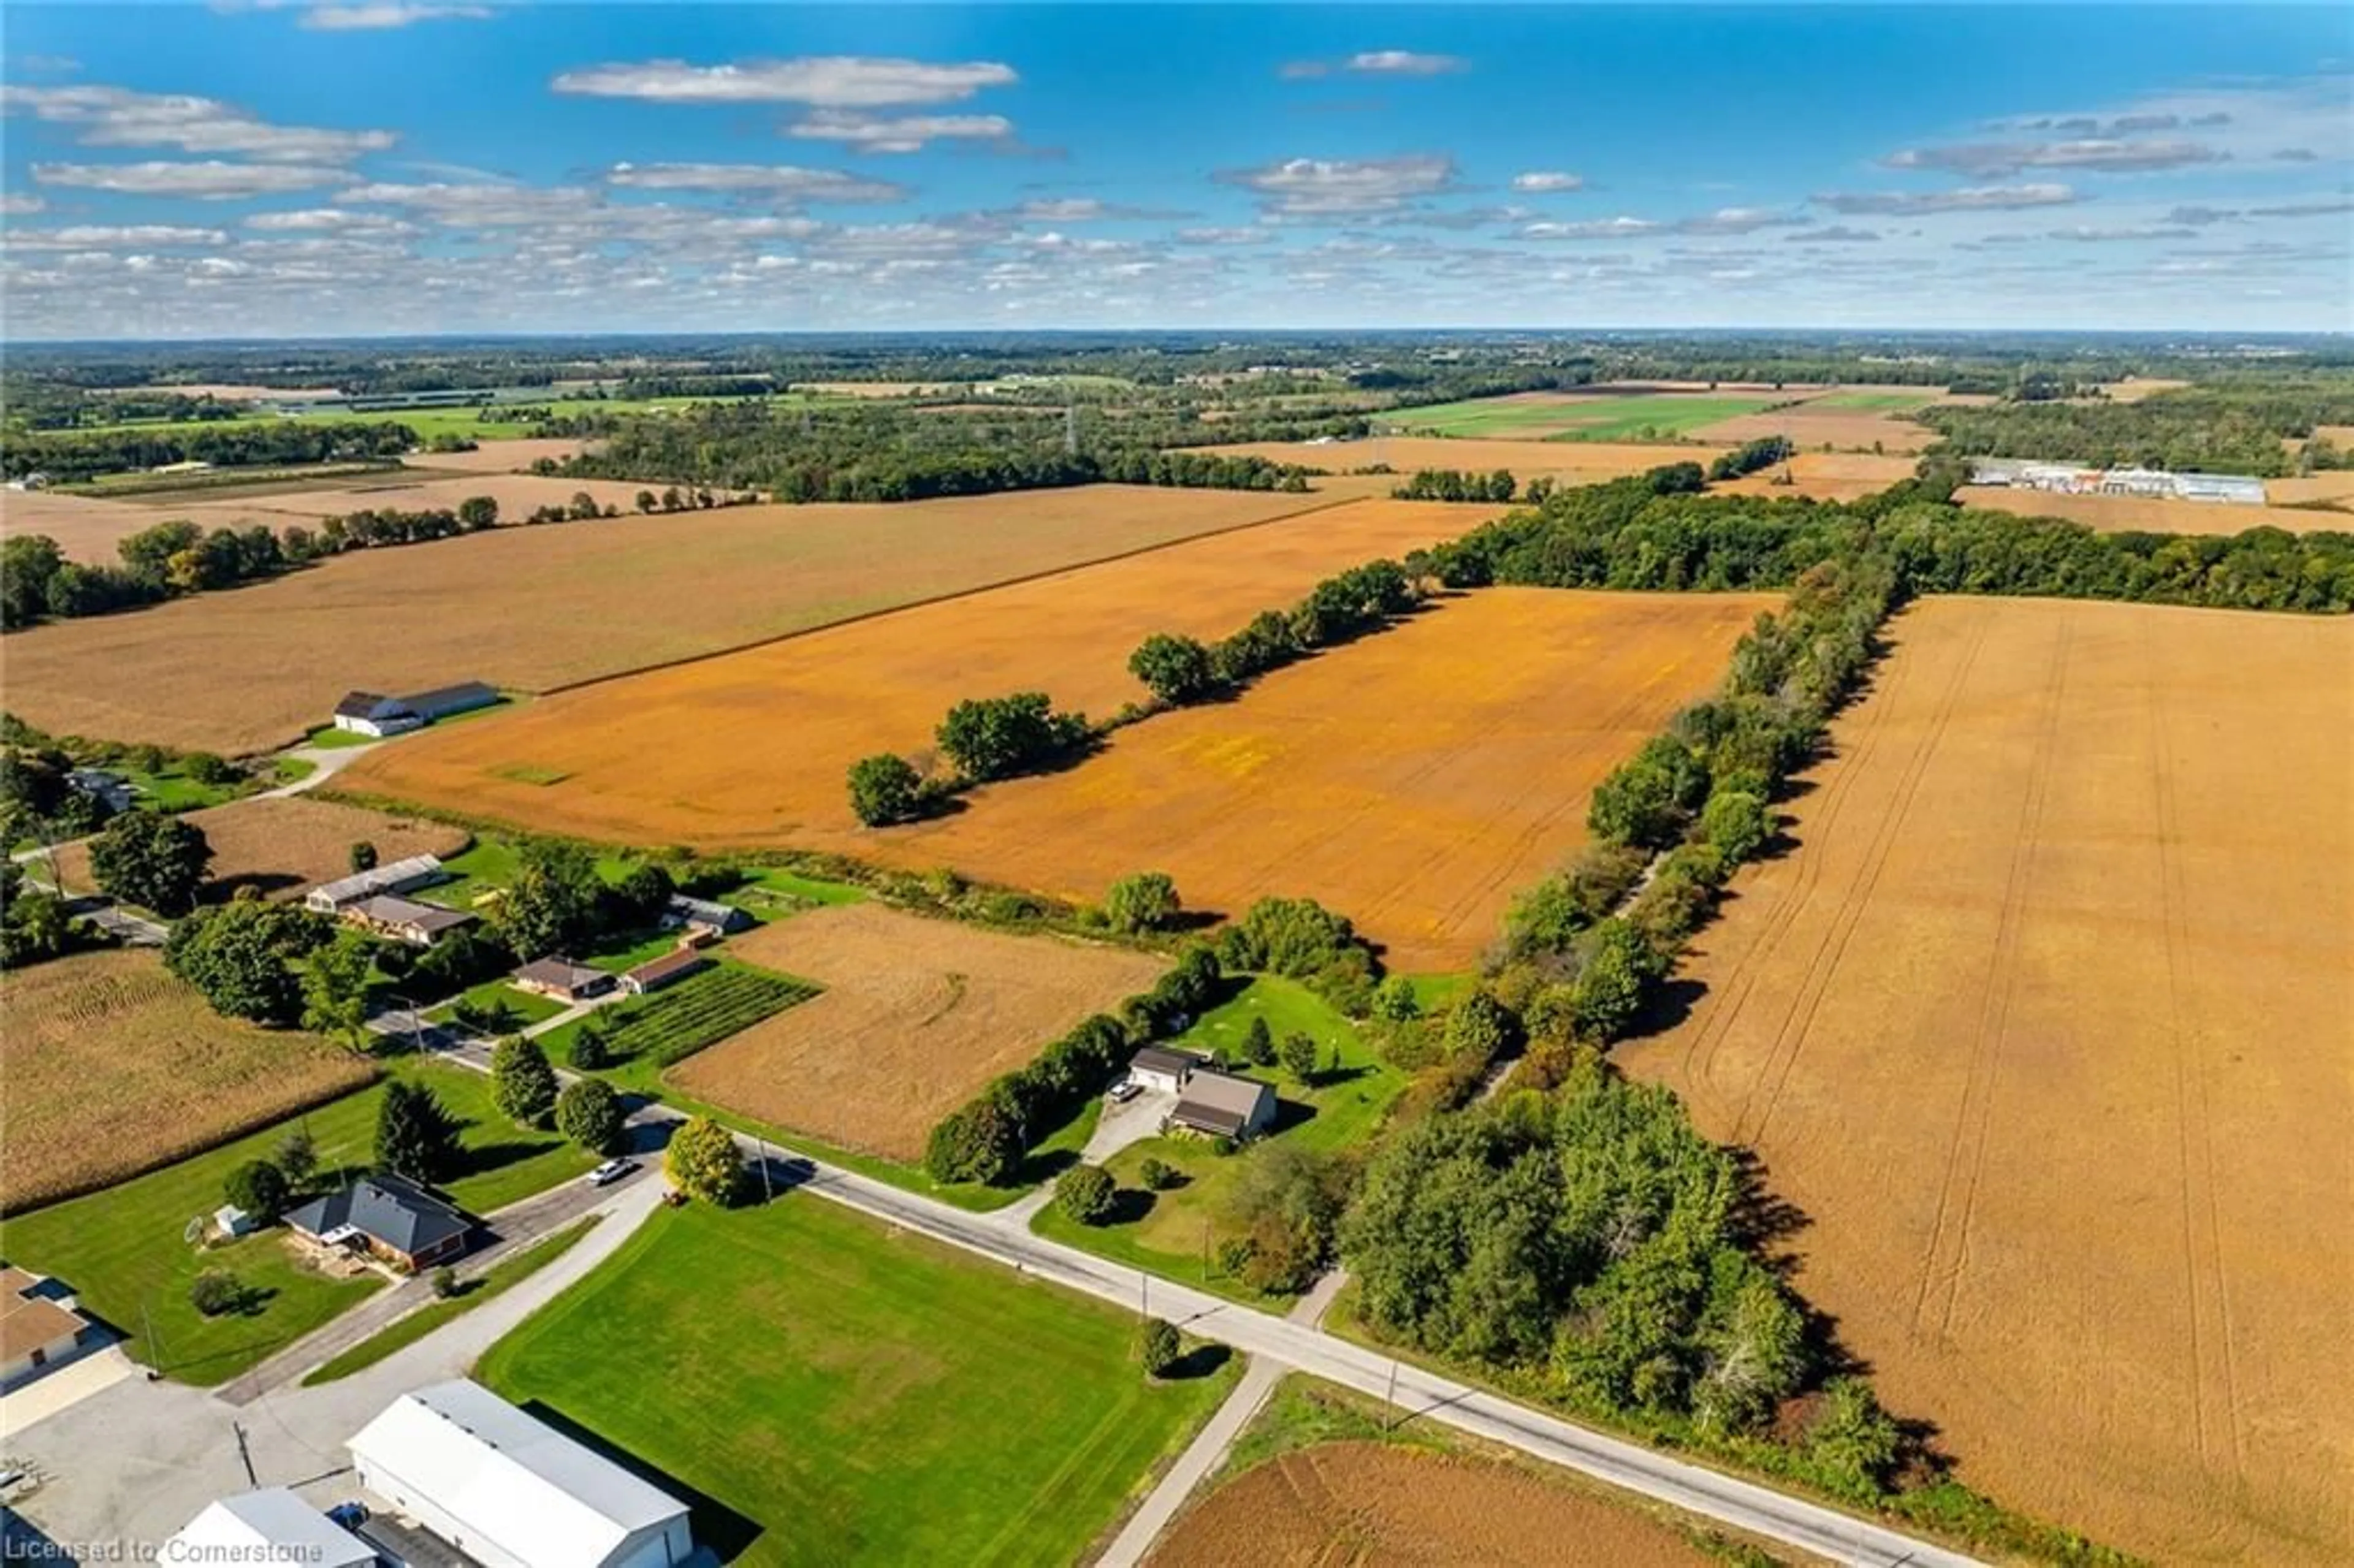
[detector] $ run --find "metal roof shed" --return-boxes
[166,1488,378,1568]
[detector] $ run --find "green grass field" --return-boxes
[0,1057,592,1385]
[424,976,567,1032]
[478,1197,1238,1567]
[1802,388,1938,411]
[301,1216,598,1386]
[1032,976,1407,1304]
[1384,392,1778,441]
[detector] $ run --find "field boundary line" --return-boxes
[527,488,1388,700]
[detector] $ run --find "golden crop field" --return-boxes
[1713,451,1921,501]
[1,484,1362,753]
[672,905,1166,1160]
[0,950,376,1212]
[1192,436,1727,485]
[1691,407,1936,454]
[1150,1441,1712,1568]
[1956,484,2352,536]
[1619,596,2354,1566]
[55,796,467,904]
[867,588,1773,972]
[0,487,182,563]
[172,471,662,527]
[336,497,1510,851]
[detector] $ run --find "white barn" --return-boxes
[348,1379,694,1568]
[166,1489,376,1568]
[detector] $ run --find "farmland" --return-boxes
[1152,1440,1712,1568]
[1387,390,1785,441]
[555,964,818,1084]
[671,905,1167,1162]
[1192,436,1730,485]
[164,471,664,527]
[1692,405,1937,454]
[1713,451,1921,501]
[2,1056,592,1383]
[478,1195,1240,1567]
[3,484,1365,753]
[872,588,1777,971]
[55,795,466,904]
[1618,595,2354,1566]
[0,487,196,561]
[0,950,376,1212]
[1954,484,2354,536]
[335,497,1509,848]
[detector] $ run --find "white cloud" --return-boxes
[0,193,45,215]
[6,224,229,250]
[33,159,347,198]
[1884,138,2226,178]
[1510,170,1583,193]
[1216,154,1457,215]
[335,181,595,222]
[1784,225,1881,245]
[243,206,417,235]
[0,84,395,162]
[300,3,491,28]
[1175,226,1274,245]
[550,56,1015,108]
[1674,207,1808,236]
[1523,216,1659,240]
[604,162,907,202]
[1814,183,2080,215]
[783,111,1013,154]
[1346,51,1468,77]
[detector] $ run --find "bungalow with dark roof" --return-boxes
[663,892,752,937]
[621,946,709,996]
[283,1173,474,1273]
[1167,1068,1277,1141]
[512,956,614,1003]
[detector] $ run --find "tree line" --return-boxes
[1707,435,1795,481]
[1390,468,1520,502]
[1,420,417,483]
[1918,385,2354,477]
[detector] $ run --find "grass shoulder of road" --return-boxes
[477,1194,1240,1568]
[299,1214,600,1387]
[301,724,381,751]
[1,1054,595,1387]
[1032,975,1408,1307]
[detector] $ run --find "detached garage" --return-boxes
[349,1379,694,1568]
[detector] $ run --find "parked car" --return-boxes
[585,1158,635,1187]
[326,1502,369,1529]
[1106,1079,1141,1104]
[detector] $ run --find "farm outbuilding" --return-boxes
[663,892,752,936]
[332,680,500,738]
[621,946,709,995]
[303,853,446,913]
[1129,1046,1208,1095]
[1168,1068,1276,1141]
[348,1378,695,1568]
[166,1489,376,1568]
[512,956,614,1003]
[345,891,478,947]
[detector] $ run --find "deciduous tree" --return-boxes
[89,809,212,916]
[555,1077,623,1153]
[667,1116,745,1205]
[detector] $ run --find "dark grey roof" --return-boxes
[1170,1103,1250,1137]
[1132,1046,1208,1076]
[351,893,476,935]
[512,956,609,994]
[627,948,708,988]
[356,1513,476,1568]
[284,1172,471,1258]
[334,690,409,720]
[398,681,500,720]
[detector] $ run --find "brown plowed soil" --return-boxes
[1618,595,2354,1566]
[55,795,466,904]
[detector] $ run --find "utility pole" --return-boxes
[756,1135,773,1203]
[142,1300,159,1376]
[232,1421,257,1488]
[1384,1358,1400,1430]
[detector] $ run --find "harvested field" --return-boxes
[670,905,1166,1160]
[94,382,338,402]
[392,438,592,473]
[337,497,1509,850]
[0,487,165,562]
[1691,408,1935,454]
[2,485,1361,753]
[172,472,665,526]
[1150,1441,1710,1568]
[1956,485,2351,536]
[1714,451,1919,501]
[1195,436,1726,485]
[2265,470,2354,508]
[0,950,376,1212]
[874,588,1776,972]
[1619,596,2354,1566]
[2088,376,2191,403]
[55,795,467,903]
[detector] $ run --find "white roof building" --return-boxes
[302,853,445,913]
[348,1379,693,1568]
[166,1488,376,1568]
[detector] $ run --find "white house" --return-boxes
[166,1489,376,1568]
[1169,1067,1278,1141]
[1,1265,94,1391]
[348,1379,694,1568]
[1127,1045,1208,1095]
[332,691,423,739]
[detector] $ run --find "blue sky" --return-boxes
[2,4,2348,338]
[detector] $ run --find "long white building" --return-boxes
[348,1380,694,1568]
[1968,457,2267,504]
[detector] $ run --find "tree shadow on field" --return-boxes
[202,870,304,904]
[1162,1342,1233,1382]
[1727,1147,1812,1261]
[516,1398,764,1561]
[1103,1187,1159,1226]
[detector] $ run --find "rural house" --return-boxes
[1127,1045,1209,1095]
[1167,1068,1277,1141]
[304,854,446,914]
[64,767,136,814]
[1,1265,97,1391]
[330,680,501,739]
[284,1173,474,1273]
[662,892,752,937]
[621,946,709,995]
[512,956,614,1003]
[348,1379,696,1568]
[166,1490,376,1568]
[344,892,478,947]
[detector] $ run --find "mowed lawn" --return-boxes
[1033,976,1406,1304]
[479,1198,1238,1567]
[1,1057,593,1385]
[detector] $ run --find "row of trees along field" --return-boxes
[0,420,416,482]
[1918,383,2354,476]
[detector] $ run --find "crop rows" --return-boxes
[606,967,817,1069]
